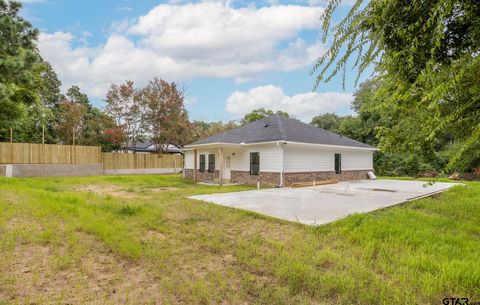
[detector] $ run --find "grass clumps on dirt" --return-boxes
[0,174,478,304]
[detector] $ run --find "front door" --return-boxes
[224,156,231,180]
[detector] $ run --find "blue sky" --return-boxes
[21,0,366,122]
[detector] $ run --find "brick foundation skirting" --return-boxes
[231,171,280,187]
[337,170,371,181]
[184,168,219,181]
[185,169,371,186]
[283,170,370,186]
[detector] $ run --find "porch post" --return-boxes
[193,149,197,183]
[219,147,224,186]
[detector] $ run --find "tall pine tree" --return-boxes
[0,0,41,130]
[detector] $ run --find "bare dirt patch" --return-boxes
[148,187,180,192]
[141,230,167,243]
[73,184,179,199]
[74,184,137,199]
[0,232,162,305]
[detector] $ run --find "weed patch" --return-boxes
[0,175,478,304]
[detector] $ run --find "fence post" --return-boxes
[10,141,13,163]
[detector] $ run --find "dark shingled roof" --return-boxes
[187,114,376,149]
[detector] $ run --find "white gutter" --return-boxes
[183,140,378,151]
[182,142,242,150]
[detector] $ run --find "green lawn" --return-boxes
[0,174,478,304]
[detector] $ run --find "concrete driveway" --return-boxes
[190,180,460,225]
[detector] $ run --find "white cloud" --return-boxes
[38,2,325,99]
[225,85,353,121]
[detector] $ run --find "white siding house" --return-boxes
[183,115,377,186]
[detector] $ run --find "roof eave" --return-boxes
[182,140,378,151]
[182,142,244,150]
[283,141,379,151]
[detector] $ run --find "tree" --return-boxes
[240,108,289,125]
[102,127,126,152]
[310,113,344,132]
[335,79,451,176]
[31,61,62,143]
[52,85,119,148]
[0,0,41,129]
[338,79,382,146]
[66,85,90,107]
[142,78,190,152]
[55,99,87,144]
[37,62,62,109]
[190,120,238,142]
[0,60,62,143]
[7,103,53,143]
[79,107,117,150]
[105,81,146,151]
[313,0,480,172]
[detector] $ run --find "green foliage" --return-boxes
[0,1,65,143]
[66,85,90,107]
[190,120,238,143]
[240,108,289,125]
[4,103,53,143]
[80,107,118,150]
[323,78,453,176]
[314,0,480,172]
[0,2,137,149]
[105,80,147,150]
[37,62,62,108]
[142,78,191,150]
[310,112,345,132]
[53,85,121,148]
[0,61,63,143]
[0,0,41,127]
[105,79,191,151]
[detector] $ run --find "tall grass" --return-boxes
[0,174,478,304]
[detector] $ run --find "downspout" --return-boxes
[182,152,185,178]
[277,142,284,187]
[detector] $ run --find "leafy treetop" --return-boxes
[241,108,289,125]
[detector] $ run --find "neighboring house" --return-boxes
[126,142,182,154]
[182,114,377,187]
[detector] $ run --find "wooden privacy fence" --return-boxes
[102,153,183,170]
[0,142,184,171]
[0,142,101,164]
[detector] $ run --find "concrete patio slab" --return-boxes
[189,180,461,225]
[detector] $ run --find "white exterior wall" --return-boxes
[185,143,374,173]
[191,149,220,169]
[341,150,374,170]
[283,145,334,172]
[184,149,221,169]
[184,144,283,172]
[184,150,194,168]
[229,144,282,172]
[283,143,373,172]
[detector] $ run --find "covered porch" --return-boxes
[183,143,242,186]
